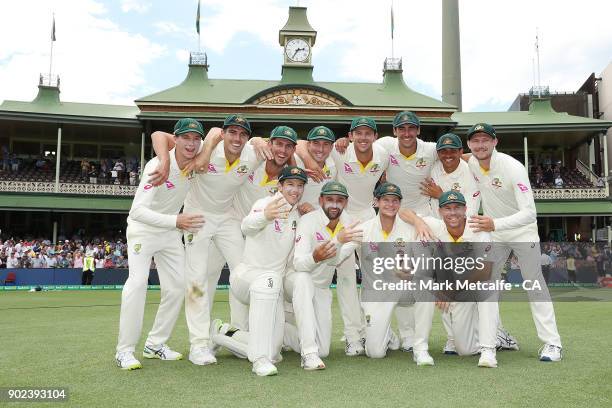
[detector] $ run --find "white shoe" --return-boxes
[413,350,434,366]
[301,353,325,370]
[478,347,498,368]
[388,330,400,351]
[143,344,183,360]
[252,357,278,376]
[496,328,520,351]
[539,344,562,362]
[345,340,365,356]
[443,339,458,355]
[400,337,413,353]
[189,346,217,366]
[115,351,142,370]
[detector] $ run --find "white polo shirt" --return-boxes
[330,143,388,216]
[430,160,481,218]
[468,150,539,242]
[375,137,438,216]
[294,155,337,209]
[234,161,283,220]
[183,142,261,215]
[240,193,300,275]
[127,148,193,235]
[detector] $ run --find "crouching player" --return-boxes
[424,191,517,368]
[284,181,363,370]
[115,118,215,370]
[210,166,307,376]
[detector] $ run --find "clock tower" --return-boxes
[279,6,316,82]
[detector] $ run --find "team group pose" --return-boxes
[115,111,563,375]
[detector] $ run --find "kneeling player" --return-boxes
[284,181,363,370]
[210,166,306,376]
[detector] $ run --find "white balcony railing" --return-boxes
[0,181,137,196]
[533,188,608,200]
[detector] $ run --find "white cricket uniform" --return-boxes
[348,214,435,358]
[375,137,438,216]
[294,155,337,209]
[469,150,561,347]
[329,143,389,343]
[117,149,192,353]
[212,194,299,363]
[283,208,352,358]
[422,217,498,354]
[430,160,481,218]
[183,142,261,347]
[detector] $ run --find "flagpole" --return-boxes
[390,1,395,59]
[49,13,55,84]
[197,0,201,52]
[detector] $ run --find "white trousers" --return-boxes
[283,272,333,358]
[492,242,562,347]
[446,301,499,355]
[116,229,184,353]
[184,214,245,347]
[213,264,284,363]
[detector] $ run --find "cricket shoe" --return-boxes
[496,328,520,351]
[413,350,435,366]
[115,351,142,370]
[189,346,217,366]
[400,337,413,353]
[478,347,498,368]
[345,339,365,356]
[143,344,183,360]
[209,319,225,354]
[443,339,458,355]
[539,344,562,362]
[252,357,278,377]
[388,330,400,351]
[301,353,326,371]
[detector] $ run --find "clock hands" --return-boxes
[292,47,306,59]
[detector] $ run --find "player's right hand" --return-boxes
[313,240,337,263]
[264,195,290,220]
[251,137,274,161]
[148,157,170,186]
[335,137,349,154]
[337,221,363,244]
[435,300,451,313]
[177,213,205,232]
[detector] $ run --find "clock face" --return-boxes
[285,38,310,63]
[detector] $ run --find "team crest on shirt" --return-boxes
[315,232,326,242]
[343,163,353,174]
[492,178,502,188]
[389,155,399,166]
[292,220,297,230]
[365,314,371,327]
[165,180,176,190]
[133,244,142,254]
[415,158,427,169]
[517,183,529,192]
[207,163,217,173]
[269,186,279,195]
[236,165,248,175]
[274,220,282,233]
[369,164,381,173]
[394,238,406,248]
[451,182,461,191]
[186,233,194,245]
[324,167,331,178]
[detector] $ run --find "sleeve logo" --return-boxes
[517,183,529,192]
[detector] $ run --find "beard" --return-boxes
[323,205,342,220]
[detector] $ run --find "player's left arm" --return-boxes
[493,165,537,231]
[398,209,435,241]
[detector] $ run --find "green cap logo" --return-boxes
[318,128,326,135]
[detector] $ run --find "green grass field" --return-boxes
[1,289,611,408]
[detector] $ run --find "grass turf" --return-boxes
[0,290,610,408]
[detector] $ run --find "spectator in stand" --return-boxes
[544,165,554,184]
[73,251,84,268]
[129,170,137,186]
[112,159,125,184]
[554,173,563,188]
[35,156,47,171]
[46,254,58,268]
[1,145,9,171]
[95,254,105,269]
[103,255,114,269]
[0,250,7,268]
[89,165,98,184]
[81,158,91,180]
[7,253,19,268]
[596,177,605,188]
[540,251,553,283]
[10,153,19,172]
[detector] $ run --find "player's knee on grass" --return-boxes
[366,344,387,359]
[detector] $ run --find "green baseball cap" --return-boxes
[436,133,463,151]
[374,182,403,199]
[350,116,377,132]
[439,191,466,207]
[320,181,349,197]
[307,126,335,142]
[278,166,308,184]
[393,111,420,128]
[173,118,204,137]
[223,114,252,135]
[467,123,496,140]
[270,126,298,144]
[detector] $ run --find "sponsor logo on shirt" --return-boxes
[143,184,153,191]
[517,182,529,192]
[165,180,175,190]
[208,163,217,173]
[473,191,480,198]
[491,178,502,189]
[236,165,248,175]
[343,163,353,174]
[369,163,381,173]
[416,158,427,169]
[473,175,480,183]
[315,232,325,242]
[389,155,399,166]
[292,220,297,230]
[369,242,379,252]
[274,219,282,233]
[248,172,255,183]
[295,235,301,243]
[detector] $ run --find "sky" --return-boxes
[0,0,610,112]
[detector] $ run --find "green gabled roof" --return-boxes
[452,98,612,132]
[135,66,456,111]
[0,85,140,126]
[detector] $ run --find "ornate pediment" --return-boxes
[252,88,345,107]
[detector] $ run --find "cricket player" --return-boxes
[466,123,563,361]
[210,166,307,376]
[423,191,500,368]
[345,183,435,365]
[284,181,363,370]
[115,118,214,370]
